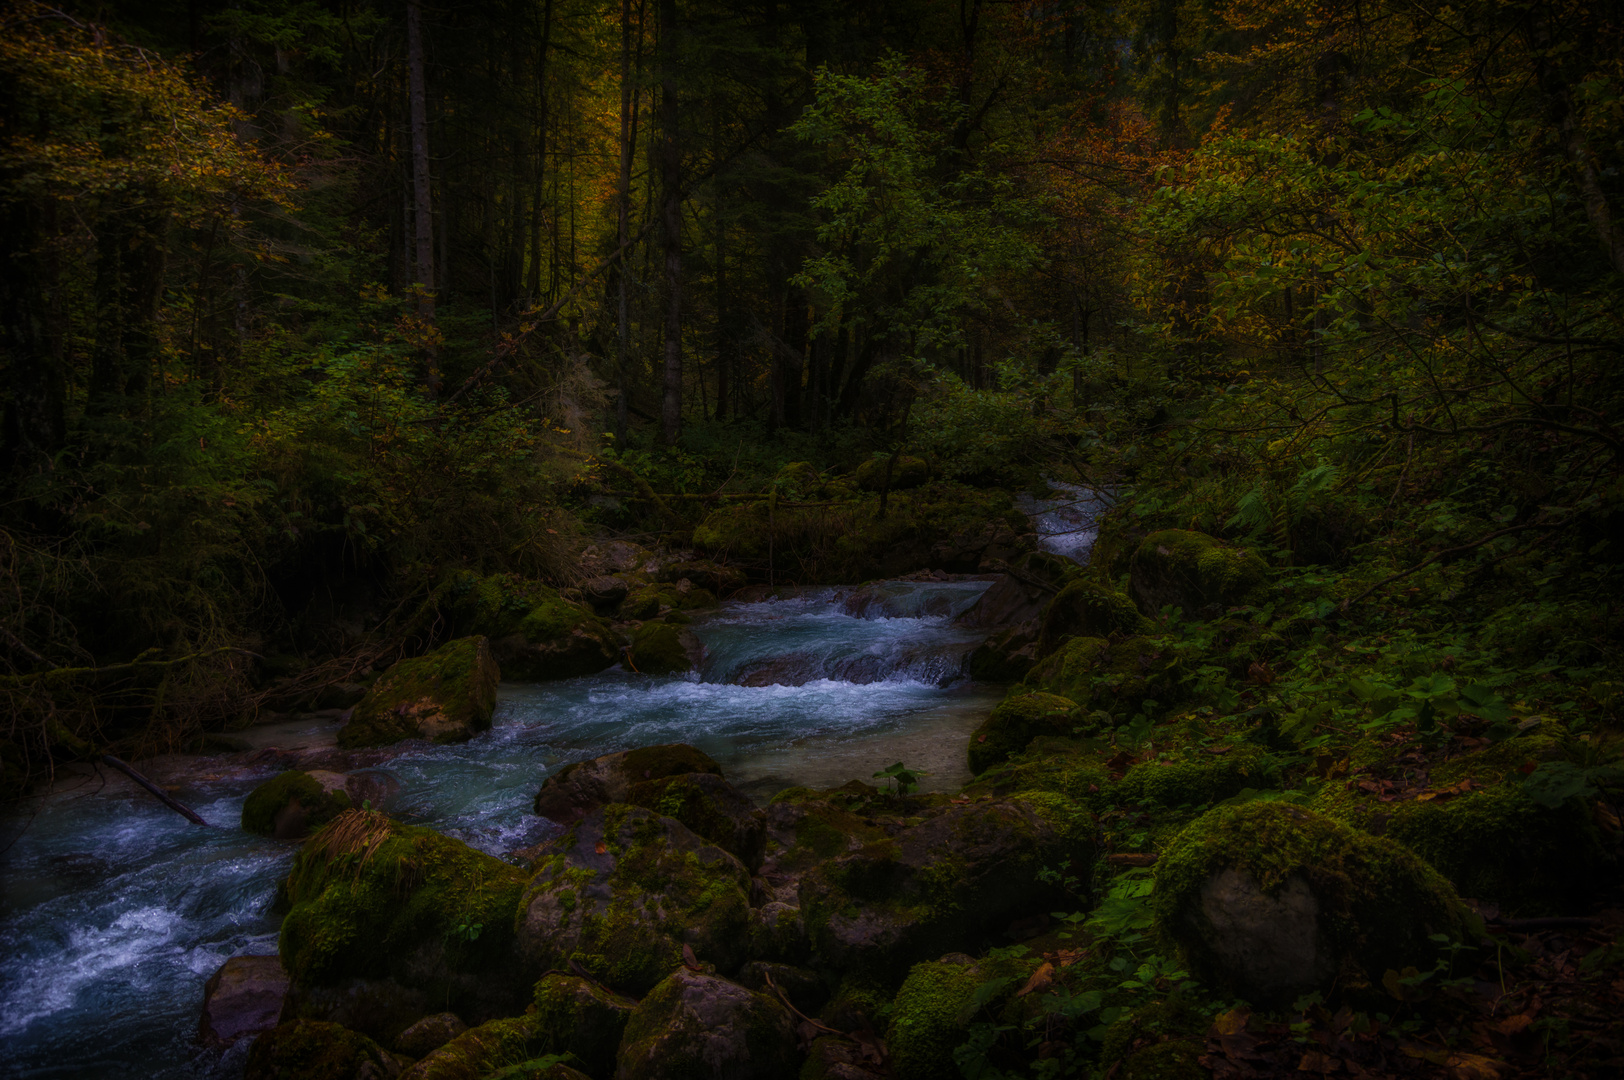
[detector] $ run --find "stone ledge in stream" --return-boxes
[532,743,723,825]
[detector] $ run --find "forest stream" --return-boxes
[0,576,1032,1078]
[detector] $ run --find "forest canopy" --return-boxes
[1,0,1620,794]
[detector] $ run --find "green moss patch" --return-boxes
[242,770,350,838]
[526,973,636,1078]
[1039,579,1154,655]
[967,692,1081,775]
[278,813,530,1018]
[1024,634,1179,720]
[338,636,499,749]
[887,952,1038,1080]
[243,1019,397,1080]
[628,622,698,675]
[1128,529,1269,620]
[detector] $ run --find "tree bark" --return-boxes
[526,0,554,301]
[406,0,439,392]
[616,0,645,442]
[656,0,683,445]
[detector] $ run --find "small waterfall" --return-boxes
[1017,481,1106,563]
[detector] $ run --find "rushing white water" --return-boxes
[1017,481,1106,563]
[0,581,999,1078]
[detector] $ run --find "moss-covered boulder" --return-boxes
[338,637,499,749]
[627,770,767,872]
[1128,529,1269,620]
[278,811,531,1021]
[1024,634,1179,720]
[1038,579,1154,656]
[627,621,703,675]
[962,737,1113,807]
[621,580,720,621]
[393,1013,466,1059]
[614,970,799,1080]
[758,793,891,884]
[514,804,753,995]
[887,952,1038,1080]
[397,1014,549,1080]
[243,770,352,839]
[1115,749,1277,809]
[799,793,1094,981]
[1152,802,1472,1005]
[526,973,637,1078]
[968,692,1081,775]
[243,1019,404,1080]
[855,454,930,492]
[443,571,620,681]
[532,743,723,825]
[1311,736,1608,913]
[655,558,748,595]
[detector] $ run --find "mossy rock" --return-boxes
[627,771,767,871]
[1115,749,1277,809]
[526,973,637,1078]
[854,455,930,492]
[966,622,1041,683]
[1311,738,1608,914]
[887,952,1038,1080]
[758,796,891,881]
[962,737,1113,807]
[483,1063,591,1080]
[394,1013,466,1058]
[1128,529,1269,620]
[967,692,1081,775]
[242,770,351,839]
[442,570,620,681]
[278,812,531,1019]
[533,743,724,824]
[655,558,748,595]
[515,804,752,996]
[1039,579,1154,655]
[338,637,499,749]
[1152,802,1472,1005]
[1088,512,1147,581]
[397,1014,551,1080]
[799,793,1095,981]
[622,579,719,615]
[243,1019,402,1080]
[1024,634,1180,720]
[628,621,701,675]
[615,970,798,1080]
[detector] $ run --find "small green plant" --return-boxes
[872,761,921,795]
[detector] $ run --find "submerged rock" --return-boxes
[200,954,289,1046]
[393,1013,466,1059]
[338,637,499,749]
[1128,529,1268,620]
[967,692,1080,775]
[532,743,723,825]
[614,970,799,1080]
[515,804,752,995]
[627,620,704,675]
[244,1019,406,1080]
[278,811,531,1023]
[1152,802,1472,1005]
[242,770,351,839]
[799,793,1094,979]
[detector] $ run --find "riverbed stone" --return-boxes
[614,970,799,1080]
[244,1019,406,1080]
[393,1013,466,1058]
[627,620,703,674]
[967,692,1081,775]
[200,955,289,1046]
[1128,529,1269,620]
[242,770,351,839]
[1152,802,1473,1005]
[526,973,637,1078]
[338,637,499,749]
[532,743,723,824]
[515,804,752,995]
[627,770,766,871]
[279,812,531,1023]
[798,793,1094,980]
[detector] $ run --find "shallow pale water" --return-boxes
[0,581,1000,1078]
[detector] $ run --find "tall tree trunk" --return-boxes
[406,0,439,392]
[527,0,555,301]
[0,196,64,477]
[657,0,683,445]
[615,0,644,442]
[714,211,728,423]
